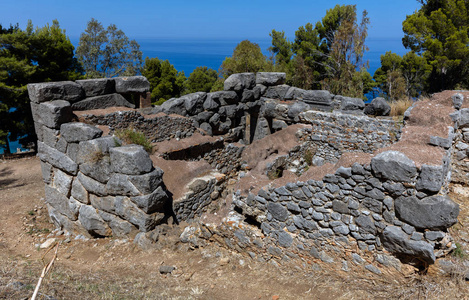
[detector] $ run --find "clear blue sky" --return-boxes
[1,0,420,40]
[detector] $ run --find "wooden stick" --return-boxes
[31,243,59,300]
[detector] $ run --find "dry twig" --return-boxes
[31,243,59,300]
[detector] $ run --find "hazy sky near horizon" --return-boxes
[1,0,420,40]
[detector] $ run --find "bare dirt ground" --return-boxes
[1,157,469,299]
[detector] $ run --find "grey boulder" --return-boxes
[381,226,435,264]
[114,76,150,93]
[224,73,256,92]
[256,72,286,86]
[395,195,459,230]
[27,81,84,103]
[76,78,115,97]
[371,151,417,182]
[60,122,103,143]
[71,93,135,111]
[110,145,153,175]
[364,97,391,116]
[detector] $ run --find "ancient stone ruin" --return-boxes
[28,73,463,268]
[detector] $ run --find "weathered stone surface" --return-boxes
[129,186,169,214]
[264,85,290,100]
[44,185,76,221]
[256,72,286,86]
[287,101,309,120]
[106,173,140,196]
[416,164,444,193]
[60,122,103,143]
[355,215,377,234]
[128,168,164,195]
[78,205,112,237]
[336,95,365,111]
[224,73,256,92]
[38,142,78,175]
[52,169,73,196]
[38,100,73,129]
[77,172,108,196]
[364,97,391,116]
[98,210,136,237]
[114,76,150,93]
[381,226,435,264]
[71,93,135,111]
[71,178,89,204]
[77,136,118,162]
[208,91,238,106]
[79,155,113,183]
[371,151,417,182]
[76,78,115,97]
[115,196,164,232]
[27,81,84,103]
[160,97,187,116]
[285,88,333,110]
[452,93,464,110]
[276,230,293,247]
[395,195,459,230]
[183,92,207,115]
[110,145,153,175]
[40,161,53,184]
[267,202,288,222]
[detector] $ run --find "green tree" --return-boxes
[269,4,372,96]
[184,66,218,94]
[374,51,431,99]
[220,40,273,78]
[0,20,82,154]
[76,18,142,78]
[402,0,469,91]
[141,57,185,105]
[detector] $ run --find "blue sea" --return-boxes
[2,36,407,154]
[138,37,408,77]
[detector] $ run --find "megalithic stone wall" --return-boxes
[28,76,172,238]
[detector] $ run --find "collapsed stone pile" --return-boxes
[27,73,461,268]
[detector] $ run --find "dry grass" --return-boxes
[114,127,153,154]
[390,98,414,117]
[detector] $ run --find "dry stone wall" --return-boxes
[28,73,460,267]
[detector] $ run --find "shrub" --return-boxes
[114,128,153,153]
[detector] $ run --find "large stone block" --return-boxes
[160,97,187,116]
[78,205,112,237]
[130,186,169,213]
[71,93,135,111]
[44,185,76,221]
[79,153,113,183]
[110,145,153,175]
[76,136,118,165]
[60,122,103,143]
[395,195,459,230]
[128,168,164,194]
[98,210,137,237]
[183,92,207,115]
[256,72,286,86]
[224,73,256,92]
[38,100,73,129]
[285,88,333,110]
[71,178,89,204]
[364,97,391,116]
[38,141,78,175]
[76,78,115,97]
[209,91,239,106]
[106,173,141,196]
[264,85,290,100]
[336,95,365,111]
[371,151,417,182]
[77,172,108,196]
[416,164,444,193]
[381,226,435,264]
[52,169,73,196]
[114,76,150,93]
[115,196,164,232]
[27,81,85,103]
